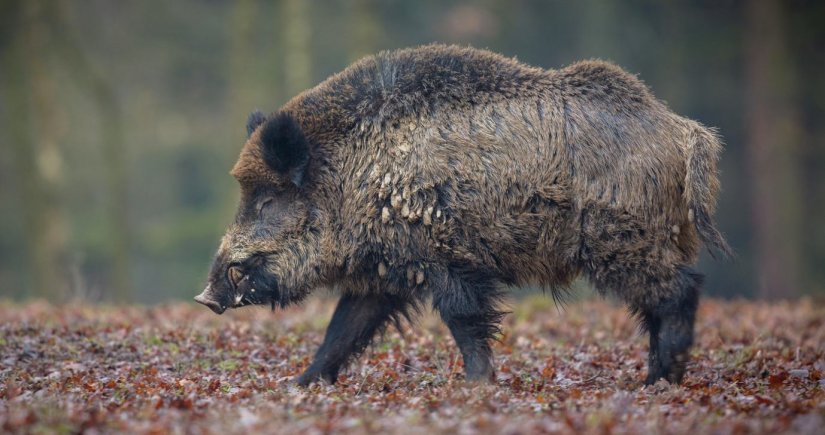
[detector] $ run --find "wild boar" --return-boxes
[194,44,730,387]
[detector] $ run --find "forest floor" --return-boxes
[1,296,823,434]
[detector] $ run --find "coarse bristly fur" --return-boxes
[194,44,731,387]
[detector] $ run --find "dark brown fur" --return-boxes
[195,44,729,386]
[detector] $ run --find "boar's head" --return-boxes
[195,110,328,314]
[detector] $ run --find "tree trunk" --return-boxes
[348,0,382,62]
[1,0,74,300]
[282,0,312,97]
[50,0,133,301]
[744,0,800,299]
[229,0,260,132]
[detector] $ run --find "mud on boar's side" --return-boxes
[195,44,730,387]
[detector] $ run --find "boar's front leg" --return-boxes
[297,292,413,386]
[432,270,504,383]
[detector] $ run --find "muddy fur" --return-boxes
[195,44,729,386]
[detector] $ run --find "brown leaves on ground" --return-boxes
[1,297,823,434]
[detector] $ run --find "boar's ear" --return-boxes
[259,112,309,187]
[246,110,267,137]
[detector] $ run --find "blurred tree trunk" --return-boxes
[579,0,614,59]
[348,0,382,61]
[221,0,262,217]
[24,0,72,300]
[282,0,312,97]
[1,1,69,299]
[229,0,259,134]
[49,0,133,301]
[785,7,825,293]
[661,2,687,107]
[744,0,801,299]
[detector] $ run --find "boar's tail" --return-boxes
[684,124,733,259]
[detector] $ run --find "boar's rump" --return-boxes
[195,44,730,387]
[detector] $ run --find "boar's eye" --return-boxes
[257,197,275,219]
[227,265,244,288]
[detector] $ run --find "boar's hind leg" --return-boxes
[297,293,415,386]
[638,266,702,385]
[432,271,504,383]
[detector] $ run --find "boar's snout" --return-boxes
[194,285,226,315]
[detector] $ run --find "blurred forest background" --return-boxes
[1,0,823,303]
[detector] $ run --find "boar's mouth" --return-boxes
[195,255,281,314]
[194,287,226,314]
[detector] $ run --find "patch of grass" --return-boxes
[217,359,238,371]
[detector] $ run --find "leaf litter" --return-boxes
[0,297,823,434]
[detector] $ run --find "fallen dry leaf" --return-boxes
[0,297,823,434]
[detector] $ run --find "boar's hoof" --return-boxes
[462,360,496,384]
[644,353,687,386]
[296,369,336,387]
[464,371,496,385]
